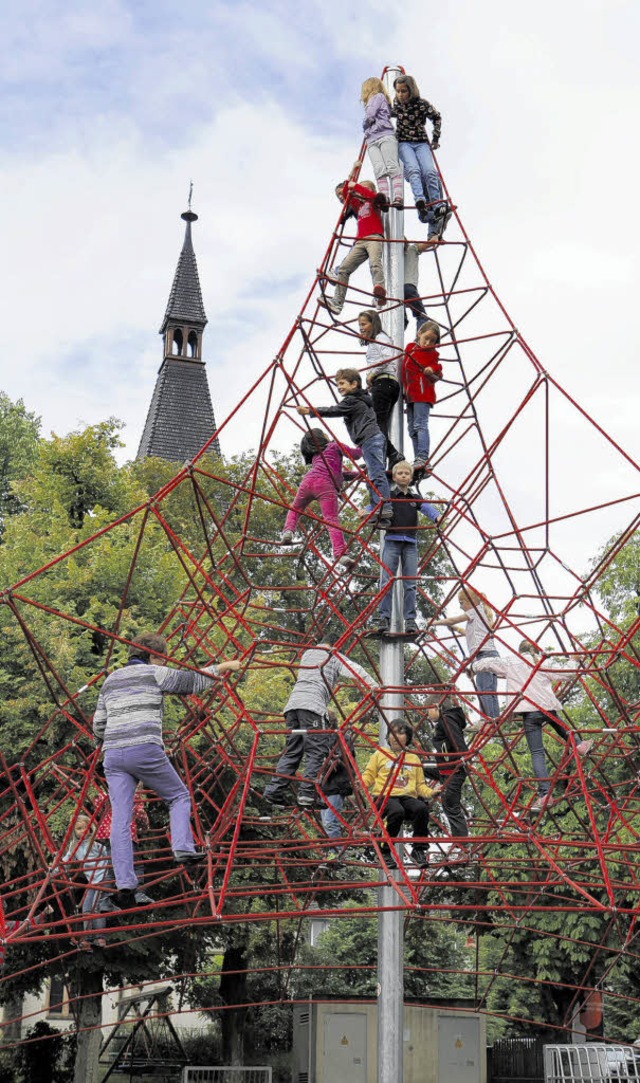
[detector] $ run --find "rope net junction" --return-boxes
[1,65,639,1052]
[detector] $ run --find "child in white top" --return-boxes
[361,77,404,208]
[358,309,402,467]
[437,586,501,719]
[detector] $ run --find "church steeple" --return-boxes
[137,203,220,462]
[160,206,208,362]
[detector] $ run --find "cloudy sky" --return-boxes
[1,0,638,624]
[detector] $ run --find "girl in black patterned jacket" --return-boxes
[392,73,448,244]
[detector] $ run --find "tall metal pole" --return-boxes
[377,63,406,1083]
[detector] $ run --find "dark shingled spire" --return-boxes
[160,209,208,332]
[137,205,220,463]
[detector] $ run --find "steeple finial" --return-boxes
[182,181,197,225]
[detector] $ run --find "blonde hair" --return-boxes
[360,179,376,191]
[361,78,391,106]
[519,640,542,657]
[458,586,496,628]
[392,460,414,478]
[73,814,94,837]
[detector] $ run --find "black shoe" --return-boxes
[380,848,398,869]
[354,847,376,865]
[415,198,428,223]
[113,889,137,910]
[369,618,390,636]
[263,790,290,806]
[411,847,429,868]
[297,793,316,808]
[174,850,207,865]
[405,621,419,635]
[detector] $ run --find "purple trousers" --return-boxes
[104,744,196,889]
[284,477,346,558]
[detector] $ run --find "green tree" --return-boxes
[0,392,40,533]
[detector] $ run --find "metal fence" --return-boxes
[544,1044,640,1082]
[182,1068,273,1083]
[489,1036,545,1082]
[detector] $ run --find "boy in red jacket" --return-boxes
[401,320,442,471]
[322,167,388,316]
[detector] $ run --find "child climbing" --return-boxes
[401,319,443,472]
[63,813,110,950]
[316,711,356,861]
[425,692,471,840]
[93,631,243,909]
[473,640,593,812]
[263,632,378,808]
[322,168,387,316]
[296,368,393,526]
[392,73,448,244]
[361,76,404,207]
[370,461,444,637]
[280,428,362,572]
[404,239,430,331]
[436,587,501,721]
[358,309,403,468]
[361,722,441,868]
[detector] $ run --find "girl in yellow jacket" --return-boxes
[362,723,440,867]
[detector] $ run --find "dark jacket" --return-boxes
[316,389,381,447]
[385,485,431,538]
[318,727,356,797]
[433,706,468,777]
[392,96,442,145]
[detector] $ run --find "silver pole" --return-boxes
[377,63,405,1083]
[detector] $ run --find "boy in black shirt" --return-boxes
[297,368,392,525]
[371,461,444,635]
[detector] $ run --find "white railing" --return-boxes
[545,1043,640,1082]
[182,1068,273,1083]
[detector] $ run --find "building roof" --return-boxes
[136,358,220,462]
[160,211,208,332]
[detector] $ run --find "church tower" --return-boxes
[137,205,220,461]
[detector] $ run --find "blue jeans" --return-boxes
[321,794,345,841]
[379,539,418,622]
[362,432,391,513]
[406,401,432,461]
[398,141,444,226]
[522,711,570,796]
[474,650,500,720]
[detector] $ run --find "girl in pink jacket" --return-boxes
[280,429,362,571]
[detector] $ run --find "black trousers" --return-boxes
[370,377,401,465]
[441,770,469,838]
[404,283,427,327]
[264,708,324,798]
[376,795,430,849]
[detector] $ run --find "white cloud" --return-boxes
[0,0,637,624]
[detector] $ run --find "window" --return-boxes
[47,976,71,1018]
[171,329,184,356]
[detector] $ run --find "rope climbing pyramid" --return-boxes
[1,64,639,1055]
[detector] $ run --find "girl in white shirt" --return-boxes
[437,586,501,719]
[358,309,402,467]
